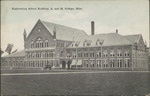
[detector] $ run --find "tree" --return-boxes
[5,44,14,54]
[12,49,18,53]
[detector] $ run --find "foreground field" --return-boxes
[1,71,150,95]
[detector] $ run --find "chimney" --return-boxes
[53,26,56,39]
[116,29,118,34]
[91,21,95,35]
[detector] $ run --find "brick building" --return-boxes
[1,19,149,70]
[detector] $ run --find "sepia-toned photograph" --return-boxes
[1,0,150,95]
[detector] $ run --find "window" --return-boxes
[103,50,108,57]
[90,52,95,57]
[40,41,43,48]
[96,51,101,58]
[96,40,100,45]
[125,50,129,57]
[90,60,95,67]
[96,60,101,67]
[110,59,115,68]
[78,52,82,57]
[72,52,76,58]
[117,50,122,57]
[30,41,34,48]
[83,41,87,47]
[110,50,115,57]
[83,40,91,47]
[37,28,41,32]
[96,39,104,46]
[124,59,130,68]
[84,52,88,57]
[72,43,76,47]
[45,40,48,47]
[104,59,108,68]
[117,59,122,68]
[66,52,71,58]
[35,38,44,48]
[84,60,88,67]
[36,41,39,48]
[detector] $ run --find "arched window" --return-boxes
[110,50,115,57]
[96,50,101,57]
[30,41,34,48]
[35,38,43,48]
[36,41,39,48]
[45,40,48,47]
[117,49,122,57]
[103,50,108,57]
[125,50,129,57]
[40,41,44,48]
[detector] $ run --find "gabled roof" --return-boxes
[41,20,87,41]
[124,34,141,43]
[67,33,134,48]
[3,50,25,58]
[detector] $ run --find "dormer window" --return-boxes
[72,42,76,47]
[72,41,80,47]
[83,40,91,47]
[96,39,104,46]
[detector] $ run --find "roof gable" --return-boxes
[124,34,141,44]
[26,19,53,40]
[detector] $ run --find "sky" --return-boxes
[1,0,149,56]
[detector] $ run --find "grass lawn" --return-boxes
[1,72,150,95]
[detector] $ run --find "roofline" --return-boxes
[42,20,88,35]
[124,34,142,44]
[41,20,53,35]
[26,20,40,40]
[26,19,54,40]
[137,34,142,43]
[117,33,134,45]
[66,44,133,49]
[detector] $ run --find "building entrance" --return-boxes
[62,61,66,69]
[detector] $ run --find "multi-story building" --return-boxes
[1,19,149,70]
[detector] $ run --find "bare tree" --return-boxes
[5,44,14,54]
